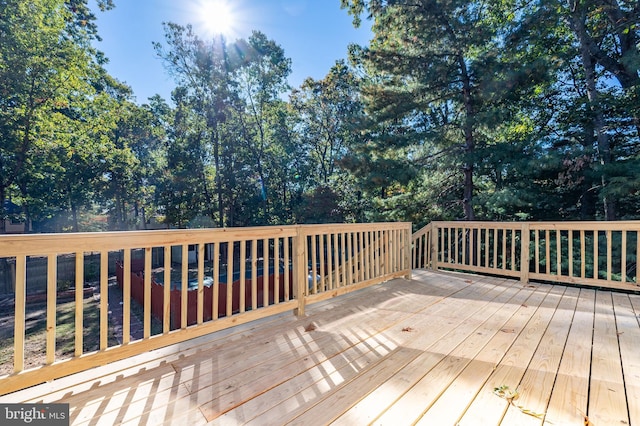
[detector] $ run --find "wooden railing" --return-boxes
[413,221,640,292]
[0,222,411,395]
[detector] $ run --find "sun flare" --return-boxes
[198,0,237,37]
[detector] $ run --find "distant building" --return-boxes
[1,200,30,234]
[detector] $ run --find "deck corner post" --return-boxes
[404,224,412,280]
[293,226,306,317]
[520,222,531,283]
[430,222,439,271]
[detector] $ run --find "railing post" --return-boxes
[520,223,531,283]
[430,222,439,271]
[404,225,412,280]
[293,226,306,317]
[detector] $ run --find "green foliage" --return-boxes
[3,0,640,233]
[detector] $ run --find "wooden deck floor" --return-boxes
[2,270,640,425]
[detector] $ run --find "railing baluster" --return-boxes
[383,230,388,274]
[163,246,171,332]
[607,230,612,282]
[310,234,317,294]
[360,231,366,282]
[511,228,516,271]
[493,228,498,269]
[636,230,639,283]
[198,243,205,324]
[180,245,188,327]
[520,224,530,282]
[556,229,561,276]
[146,247,153,336]
[75,252,84,354]
[477,227,481,268]
[251,239,258,309]
[284,237,290,300]
[415,231,420,269]
[580,230,586,279]
[458,227,462,265]
[533,229,540,274]
[274,237,280,302]
[545,230,550,274]
[239,240,246,313]
[569,230,574,278]
[293,229,305,315]
[502,229,507,270]
[14,255,26,373]
[262,238,268,308]
[213,242,220,320]
[120,250,130,343]
[325,234,333,290]
[318,234,325,291]
[227,241,235,317]
[100,250,108,349]
[483,228,488,268]
[346,232,354,284]
[44,258,55,363]
[333,233,340,288]
[391,229,400,273]
[594,230,599,280]
[621,230,627,283]
[369,231,375,279]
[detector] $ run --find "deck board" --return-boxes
[2,270,639,426]
[588,291,629,425]
[500,286,574,425]
[612,292,640,426]
[544,288,594,425]
[413,284,543,425]
[457,285,558,425]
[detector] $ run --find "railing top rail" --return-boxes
[412,224,432,239]
[297,222,411,236]
[0,225,301,257]
[430,220,640,231]
[0,222,413,257]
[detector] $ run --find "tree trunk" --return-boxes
[71,203,79,232]
[213,129,224,228]
[569,1,616,220]
[0,184,6,234]
[459,54,476,221]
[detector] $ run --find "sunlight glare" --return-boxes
[198,0,237,37]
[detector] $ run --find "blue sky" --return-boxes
[93,0,371,104]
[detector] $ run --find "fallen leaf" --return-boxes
[304,323,316,332]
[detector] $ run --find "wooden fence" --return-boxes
[412,221,640,292]
[0,222,411,395]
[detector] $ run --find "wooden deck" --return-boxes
[2,270,639,425]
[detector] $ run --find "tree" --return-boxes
[232,31,292,223]
[0,0,114,231]
[291,61,363,186]
[342,0,521,220]
[155,24,237,227]
[508,0,640,220]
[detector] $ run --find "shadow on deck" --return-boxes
[2,269,639,425]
